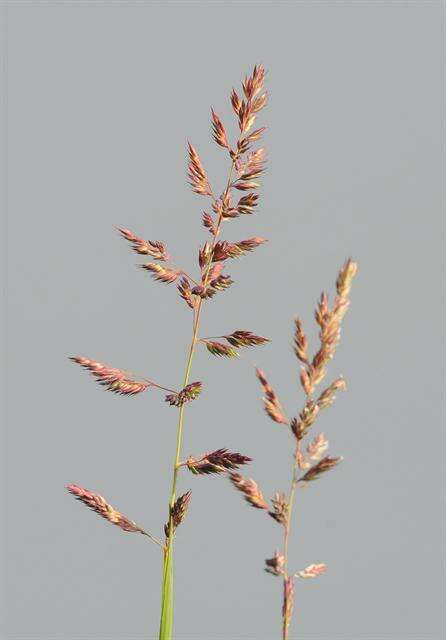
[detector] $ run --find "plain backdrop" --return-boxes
[1,1,444,639]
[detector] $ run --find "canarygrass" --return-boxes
[66,65,269,640]
[65,63,356,639]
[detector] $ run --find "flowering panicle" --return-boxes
[164,491,192,538]
[67,65,271,640]
[232,259,356,640]
[188,142,212,197]
[67,484,145,534]
[186,449,251,475]
[256,368,288,425]
[165,382,202,407]
[70,357,149,396]
[229,473,268,510]
[118,227,169,261]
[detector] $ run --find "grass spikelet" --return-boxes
[336,258,357,299]
[293,317,309,364]
[70,357,150,396]
[306,433,329,461]
[238,147,267,180]
[202,211,217,235]
[67,484,145,534]
[193,275,234,300]
[300,456,343,482]
[269,492,288,526]
[290,399,320,441]
[300,261,357,395]
[164,491,192,538]
[211,109,229,149]
[224,330,269,348]
[256,368,288,425]
[187,142,213,197]
[203,340,239,358]
[208,274,234,292]
[265,552,285,576]
[236,193,259,215]
[177,277,197,309]
[229,473,269,510]
[212,237,266,261]
[297,563,327,579]
[141,263,181,284]
[316,377,347,408]
[165,382,203,407]
[242,64,266,101]
[186,448,251,475]
[118,227,169,260]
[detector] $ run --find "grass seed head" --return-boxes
[256,368,288,425]
[118,227,169,261]
[165,381,203,407]
[165,491,192,538]
[67,484,144,534]
[300,456,343,482]
[265,551,285,576]
[70,357,149,396]
[186,448,252,475]
[229,473,268,510]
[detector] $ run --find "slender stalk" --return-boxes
[158,159,236,640]
[282,446,300,640]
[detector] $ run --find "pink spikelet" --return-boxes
[186,448,251,475]
[66,484,145,534]
[165,382,203,407]
[118,227,169,261]
[187,142,213,196]
[70,357,149,396]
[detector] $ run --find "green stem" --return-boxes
[282,445,300,640]
[158,157,236,640]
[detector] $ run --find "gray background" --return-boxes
[2,1,444,639]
